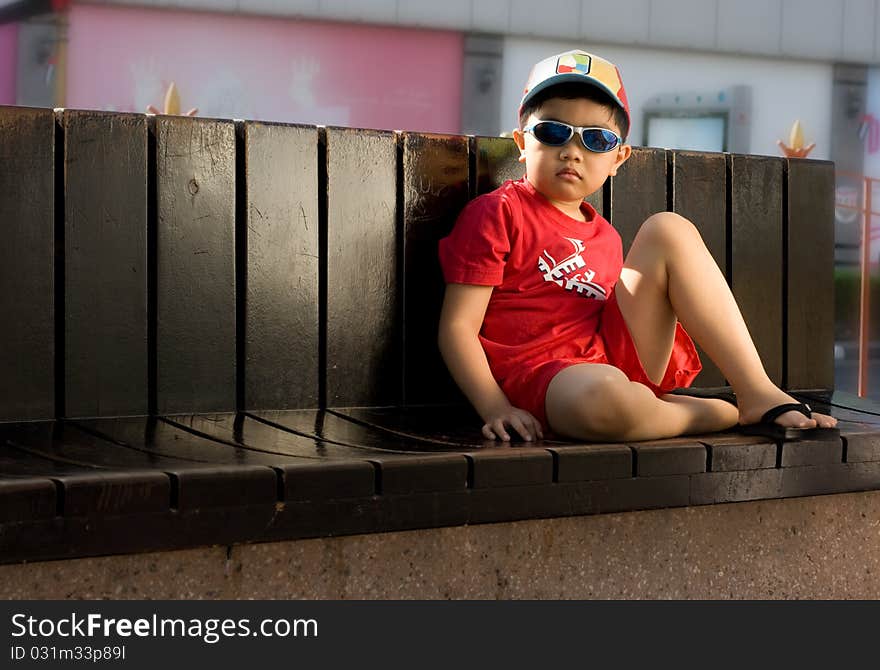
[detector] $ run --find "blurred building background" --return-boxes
[3,0,880,396]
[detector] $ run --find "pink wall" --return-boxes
[0,23,17,105]
[66,5,463,133]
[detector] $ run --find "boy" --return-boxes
[437,49,837,442]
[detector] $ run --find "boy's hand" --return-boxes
[482,405,544,442]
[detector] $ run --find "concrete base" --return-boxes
[3,491,880,599]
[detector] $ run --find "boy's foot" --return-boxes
[737,389,837,430]
[660,394,739,434]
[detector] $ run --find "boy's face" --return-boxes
[513,96,631,218]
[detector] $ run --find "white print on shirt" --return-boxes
[537,237,607,300]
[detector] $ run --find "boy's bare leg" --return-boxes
[614,211,836,430]
[546,363,738,441]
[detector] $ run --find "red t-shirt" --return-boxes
[439,177,622,386]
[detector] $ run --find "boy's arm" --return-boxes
[438,283,543,442]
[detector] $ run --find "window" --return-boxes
[644,113,728,152]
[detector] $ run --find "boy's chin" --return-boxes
[538,181,594,203]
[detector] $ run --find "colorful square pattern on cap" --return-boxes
[557,53,591,75]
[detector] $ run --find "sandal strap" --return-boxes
[760,402,812,424]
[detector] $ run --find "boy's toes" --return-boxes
[812,412,837,428]
[774,409,816,429]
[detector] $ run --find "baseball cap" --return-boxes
[519,50,630,127]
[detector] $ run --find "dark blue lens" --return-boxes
[581,129,619,152]
[532,121,573,146]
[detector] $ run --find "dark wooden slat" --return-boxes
[156,116,236,414]
[0,106,55,421]
[730,154,784,386]
[279,461,375,501]
[0,507,279,565]
[69,419,382,511]
[244,121,319,410]
[402,132,470,405]
[60,471,170,516]
[288,474,694,536]
[582,474,692,513]
[333,405,505,447]
[3,420,194,468]
[696,434,776,472]
[787,158,835,390]
[246,408,325,435]
[467,449,554,488]
[467,475,691,524]
[474,135,522,195]
[76,416,309,466]
[173,466,277,510]
[549,444,632,482]
[254,409,468,453]
[844,431,880,462]
[325,127,399,407]
[6,470,171,519]
[64,110,148,417]
[672,151,727,387]
[0,455,90,477]
[265,490,471,541]
[780,436,843,467]
[167,413,393,459]
[2,421,279,509]
[695,460,880,506]
[781,461,880,498]
[629,438,707,476]
[348,489,471,533]
[672,151,727,267]
[0,479,56,522]
[466,484,568,523]
[375,454,468,494]
[0,435,97,476]
[689,469,783,505]
[609,147,666,254]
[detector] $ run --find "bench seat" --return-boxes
[0,105,873,566]
[3,391,880,564]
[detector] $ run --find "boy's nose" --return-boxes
[560,142,582,161]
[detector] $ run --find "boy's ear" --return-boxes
[512,128,527,163]
[609,144,633,176]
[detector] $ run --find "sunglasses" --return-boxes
[523,120,622,153]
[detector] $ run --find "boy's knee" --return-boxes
[641,211,701,245]
[565,370,641,439]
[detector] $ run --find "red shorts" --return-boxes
[499,292,702,431]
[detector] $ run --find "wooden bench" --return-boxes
[1,104,878,567]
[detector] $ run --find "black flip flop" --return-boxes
[739,402,840,441]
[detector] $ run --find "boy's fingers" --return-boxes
[519,413,542,440]
[532,419,544,439]
[492,420,511,441]
[510,417,532,441]
[483,421,507,441]
[483,415,542,442]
